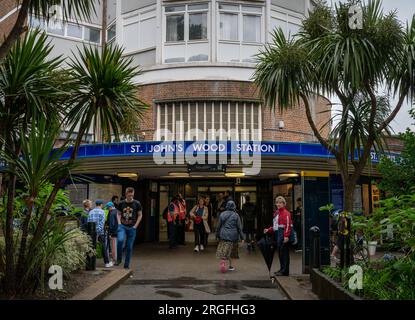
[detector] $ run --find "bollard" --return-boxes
[86,221,97,271]
[309,226,321,269]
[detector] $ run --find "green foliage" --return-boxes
[378,130,415,196]
[50,227,94,276]
[324,255,415,299]
[324,193,415,299]
[372,194,415,252]
[66,44,148,143]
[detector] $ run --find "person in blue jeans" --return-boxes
[117,187,142,269]
[88,199,111,267]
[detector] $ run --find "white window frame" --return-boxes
[269,5,303,40]
[162,2,210,64]
[217,2,265,63]
[28,15,102,45]
[107,20,116,43]
[122,6,157,54]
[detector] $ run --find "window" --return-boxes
[243,15,261,42]
[270,8,302,40]
[189,12,207,40]
[166,14,185,41]
[220,13,238,41]
[107,23,116,42]
[157,101,262,141]
[164,3,209,63]
[29,15,101,44]
[47,20,64,36]
[122,7,157,53]
[84,26,100,43]
[218,3,262,43]
[217,3,264,63]
[30,16,45,29]
[67,23,83,39]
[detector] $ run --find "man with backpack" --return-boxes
[241,195,257,250]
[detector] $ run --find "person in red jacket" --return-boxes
[264,196,292,276]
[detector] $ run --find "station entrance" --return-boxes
[157,180,259,242]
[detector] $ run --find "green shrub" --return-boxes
[51,227,94,276]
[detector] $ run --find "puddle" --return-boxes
[193,285,239,295]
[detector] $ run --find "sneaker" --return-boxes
[228,266,235,271]
[200,244,204,251]
[194,246,199,252]
[115,260,122,266]
[105,263,113,268]
[220,260,226,273]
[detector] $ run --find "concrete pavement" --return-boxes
[103,240,291,300]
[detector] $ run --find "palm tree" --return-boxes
[254,0,415,216]
[28,44,148,262]
[0,30,68,293]
[0,117,75,291]
[0,0,96,59]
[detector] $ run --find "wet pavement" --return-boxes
[104,240,291,300]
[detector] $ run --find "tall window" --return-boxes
[166,13,185,41]
[270,7,302,40]
[157,101,262,141]
[122,6,157,54]
[217,3,264,63]
[164,3,209,63]
[219,3,262,43]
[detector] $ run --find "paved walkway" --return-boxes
[103,241,295,300]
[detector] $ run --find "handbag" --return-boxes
[289,227,298,245]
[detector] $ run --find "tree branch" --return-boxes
[300,93,339,157]
[378,87,408,133]
[364,82,378,136]
[0,0,31,59]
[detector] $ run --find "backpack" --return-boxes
[162,206,168,220]
[337,213,349,236]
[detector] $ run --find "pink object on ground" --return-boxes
[220,260,226,273]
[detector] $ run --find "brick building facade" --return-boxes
[137,80,331,143]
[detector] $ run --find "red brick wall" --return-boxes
[136,80,331,143]
[0,0,20,41]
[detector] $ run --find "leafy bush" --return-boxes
[50,227,94,276]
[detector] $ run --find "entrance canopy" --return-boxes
[62,141,396,178]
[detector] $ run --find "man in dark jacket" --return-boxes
[241,195,257,250]
[105,201,119,263]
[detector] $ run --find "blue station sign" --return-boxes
[59,141,399,164]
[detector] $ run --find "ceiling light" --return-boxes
[278,172,299,179]
[168,172,190,177]
[225,172,245,178]
[117,172,138,178]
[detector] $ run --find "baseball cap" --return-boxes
[105,201,115,209]
[95,199,104,205]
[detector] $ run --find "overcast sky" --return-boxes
[330,0,415,133]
